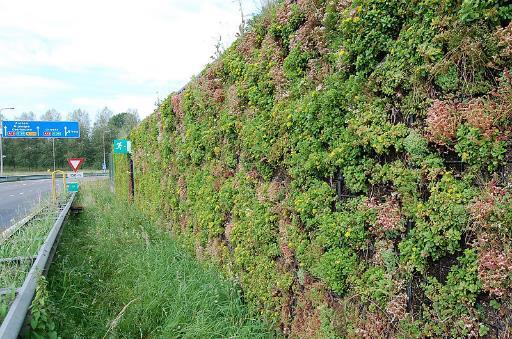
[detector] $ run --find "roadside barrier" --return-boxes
[0,193,76,338]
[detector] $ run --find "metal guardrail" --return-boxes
[0,172,107,183]
[0,193,76,338]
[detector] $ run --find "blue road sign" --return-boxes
[1,120,80,139]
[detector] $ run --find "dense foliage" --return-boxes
[117,0,512,337]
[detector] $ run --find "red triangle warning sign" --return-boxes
[67,158,85,172]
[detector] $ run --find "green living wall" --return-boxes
[117,0,512,337]
[114,153,130,201]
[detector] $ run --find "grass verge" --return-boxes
[46,182,274,338]
[0,197,66,325]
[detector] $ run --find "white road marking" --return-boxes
[19,192,24,195]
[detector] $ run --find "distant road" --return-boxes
[0,179,59,231]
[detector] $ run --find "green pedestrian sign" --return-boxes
[113,139,131,154]
[67,182,79,192]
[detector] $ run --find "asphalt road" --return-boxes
[0,179,61,231]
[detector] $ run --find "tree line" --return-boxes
[0,107,139,171]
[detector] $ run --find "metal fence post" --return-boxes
[128,155,134,202]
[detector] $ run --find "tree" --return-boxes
[64,109,93,162]
[109,110,140,139]
[40,109,61,121]
[18,112,36,120]
[90,107,114,168]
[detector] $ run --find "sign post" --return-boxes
[2,119,80,177]
[0,123,3,177]
[1,119,81,198]
[0,107,15,176]
[66,158,85,194]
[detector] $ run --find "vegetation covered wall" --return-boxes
[118,0,512,336]
[114,153,130,201]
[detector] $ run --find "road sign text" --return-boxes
[2,121,80,139]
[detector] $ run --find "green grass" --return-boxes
[0,196,67,324]
[0,214,55,259]
[46,182,275,338]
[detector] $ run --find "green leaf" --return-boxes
[30,317,39,329]
[490,299,501,310]
[479,324,490,337]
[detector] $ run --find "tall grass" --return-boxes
[46,182,274,338]
[0,199,64,324]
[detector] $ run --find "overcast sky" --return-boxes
[0,0,261,120]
